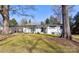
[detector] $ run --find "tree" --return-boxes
[49,16,54,25]
[41,21,44,25]
[72,12,79,34]
[52,5,75,24]
[9,5,35,18]
[50,16,61,25]
[0,5,35,34]
[20,18,28,26]
[45,18,50,25]
[69,16,74,33]
[62,5,72,40]
[29,19,31,24]
[44,16,61,25]
[9,18,17,27]
[52,6,62,24]
[0,5,9,34]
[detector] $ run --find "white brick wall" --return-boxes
[46,26,62,35]
[23,28,31,33]
[34,28,41,33]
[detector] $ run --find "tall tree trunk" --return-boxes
[1,5,9,34]
[62,5,72,40]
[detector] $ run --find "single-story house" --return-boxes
[0,24,62,35]
[9,24,62,35]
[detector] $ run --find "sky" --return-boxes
[2,5,79,24]
[10,5,53,24]
[69,5,79,17]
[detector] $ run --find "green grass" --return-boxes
[0,33,79,53]
[72,35,79,42]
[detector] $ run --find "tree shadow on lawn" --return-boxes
[28,39,41,53]
[44,37,79,52]
[0,39,13,46]
[69,39,79,46]
[42,39,64,53]
[26,38,64,53]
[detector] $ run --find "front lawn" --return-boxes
[72,35,79,42]
[0,33,79,53]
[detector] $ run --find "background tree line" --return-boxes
[41,16,61,25]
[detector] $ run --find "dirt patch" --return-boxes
[45,37,79,47]
[0,34,14,41]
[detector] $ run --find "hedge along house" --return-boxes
[9,24,62,35]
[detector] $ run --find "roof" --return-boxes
[9,24,62,28]
[10,24,43,28]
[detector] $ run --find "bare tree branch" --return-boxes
[9,5,36,19]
